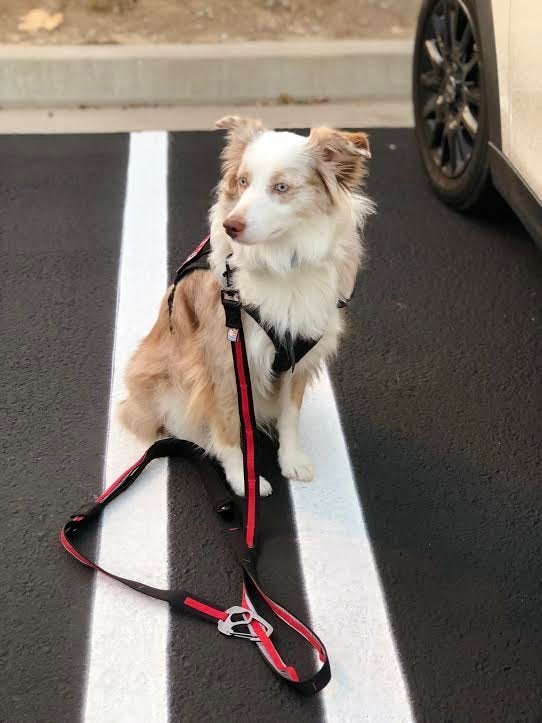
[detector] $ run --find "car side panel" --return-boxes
[489,143,542,246]
[480,0,510,153]
[507,1,542,201]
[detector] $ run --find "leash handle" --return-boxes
[61,440,233,623]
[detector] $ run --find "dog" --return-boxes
[118,116,374,496]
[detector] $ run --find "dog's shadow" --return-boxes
[255,430,294,538]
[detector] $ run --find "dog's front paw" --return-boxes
[279,448,314,482]
[258,476,273,496]
[227,473,273,497]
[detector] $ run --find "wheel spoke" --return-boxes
[420,70,441,90]
[424,38,445,69]
[431,8,446,41]
[422,94,438,118]
[448,2,459,48]
[459,20,472,55]
[464,51,479,76]
[464,84,480,105]
[456,129,470,166]
[439,128,448,166]
[447,128,457,173]
[441,1,451,46]
[428,119,445,148]
[461,105,478,136]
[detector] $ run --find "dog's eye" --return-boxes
[238,177,248,187]
[274,182,289,193]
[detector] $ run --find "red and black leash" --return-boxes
[60,242,331,695]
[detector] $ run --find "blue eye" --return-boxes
[238,177,248,187]
[274,182,289,193]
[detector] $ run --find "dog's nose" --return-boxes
[223,216,246,238]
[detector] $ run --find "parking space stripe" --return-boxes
[293,369,414,723]
[83,132,170,723]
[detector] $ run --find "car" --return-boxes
[412,0,542,246]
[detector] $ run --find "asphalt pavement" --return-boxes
[1,129,541,723]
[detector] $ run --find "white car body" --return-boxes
[492,0,542,202]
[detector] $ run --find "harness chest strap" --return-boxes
[60,239,331,694]
[167,236,353,373]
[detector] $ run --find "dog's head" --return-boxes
[215,116,372,246]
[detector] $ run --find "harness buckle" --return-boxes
[221,289,241,307]
[221,289,242,339]
[217,605,273,642]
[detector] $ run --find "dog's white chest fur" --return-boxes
[238,262,339,338]
[226,257,342,409]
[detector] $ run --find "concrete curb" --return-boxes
[0,101,414,134]
[0,40,413,109]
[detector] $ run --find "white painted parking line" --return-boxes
[84,132,169,723]
[293,370,414,723]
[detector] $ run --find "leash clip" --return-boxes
[217,606,273,642]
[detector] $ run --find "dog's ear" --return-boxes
[340,131,371,158]
[309,127,371,190]
[215,116,265,198]
[215,115,265,143]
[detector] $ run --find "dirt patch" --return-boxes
[2,0,420,45]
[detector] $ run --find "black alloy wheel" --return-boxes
[413,0,492,210]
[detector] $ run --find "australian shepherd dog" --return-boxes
[118,116,374,495]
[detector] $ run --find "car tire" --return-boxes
[413,0,493,211]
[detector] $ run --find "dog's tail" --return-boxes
[117,396,163,444]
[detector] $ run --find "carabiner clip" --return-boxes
[217,606,273,642]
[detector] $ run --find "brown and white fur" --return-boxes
[118,116,374,496]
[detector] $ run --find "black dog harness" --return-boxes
[61,238,332,695]
[167,236,350,374]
